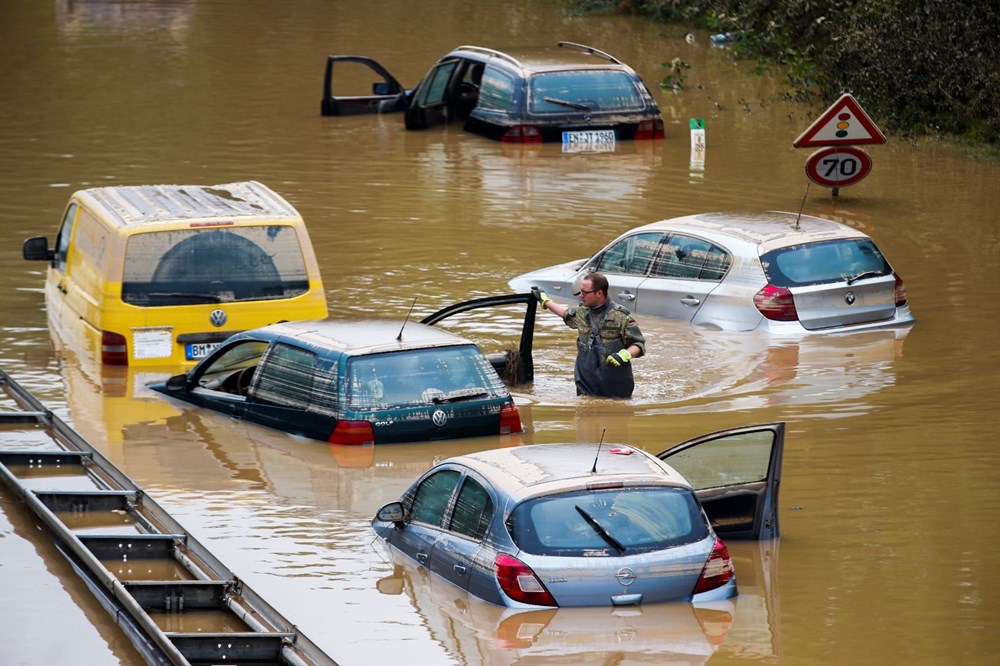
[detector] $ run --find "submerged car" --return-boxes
[321,41,664,146]
[373,422,783,608]
[509,211,914,333]
[149,319,523,446]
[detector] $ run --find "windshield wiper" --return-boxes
[140,292,223,304]
[575,505,625,554]
[432,389,489,404]
[543,96,592,111]
[845,270,884,285]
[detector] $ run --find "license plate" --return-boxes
[562,129,616,153]
[186,342,220,360]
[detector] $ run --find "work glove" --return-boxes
[606,349,632,367]
[531,287,551,308]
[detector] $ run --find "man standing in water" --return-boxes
[534,273,645,398]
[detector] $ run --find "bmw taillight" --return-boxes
[893,273,908,306]
[494,553,557,607]
[329,420,375,446]
[499,401,522,435]
[101,331,129,365]
[692,538,735,595]
[753,284,799,321]
[635,118,665,140]
[501,126,542,144]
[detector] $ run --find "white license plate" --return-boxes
[562,129,616,152]
[186,342,220,360]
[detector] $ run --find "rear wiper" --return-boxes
[432,389,489,404]
[141,292,222,304]
[543,96,591,111]
[845,270,884,285]
[575,505,625,554]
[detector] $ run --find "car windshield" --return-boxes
[528,70,645,114]
[346,345,507,411]
[508,487,709,557]
[760,238,892,287]
[121,226,310,306]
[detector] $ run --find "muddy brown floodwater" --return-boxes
[1,0,998,664]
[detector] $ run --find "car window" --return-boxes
[252,343,321,409]
[121,226,310,306]
[416,60,459,107]
[760,239,891,287]
[663,429,775,490]
[651,235,732,280]
[195,340,270,390]
[346,345,507,411]
[528,70,645,113]
[53,203,78,273]
[449,477,493,540]
[596,232,663,275]
[477,67,515,111]
[410,469,461,527]
[508,487,709,557]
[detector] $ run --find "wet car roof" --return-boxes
[449,44,633,74]
[245,319,474,356]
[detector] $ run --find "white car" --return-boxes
[509,211,914,333]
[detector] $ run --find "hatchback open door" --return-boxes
[321,55,409,116]
[657,422,784,540]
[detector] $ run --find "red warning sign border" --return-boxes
[794,93,887,148]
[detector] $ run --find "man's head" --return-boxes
[580,272,609,307]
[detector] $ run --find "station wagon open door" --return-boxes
[657,422,784,540]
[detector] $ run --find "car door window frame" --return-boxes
[650,234,732,281]
[416,59,460,108]
[409,468,462,528]
[448,474,494,541]
[595,232,665,276]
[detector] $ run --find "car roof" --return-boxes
[242,319,475,356]
[631,210,871,254]
[448,42,636,75]
[450,443,691,502]
[74,181,301,228]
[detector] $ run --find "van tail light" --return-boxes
[692,538,735,595]
[329,420,375,446]
[501,126,542,144]
[101,331,129,365]
[753,284,799,321]
[893,273,908,306]
[499,402,523,435]
[635,118,665,140]
[494,553,557,607]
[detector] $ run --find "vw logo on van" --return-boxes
[432,409,448,427]
[209,309,228,327]
[844,291,856,305]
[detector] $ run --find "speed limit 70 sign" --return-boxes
[805,146,873,187]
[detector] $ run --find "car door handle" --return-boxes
[680,296,701,306]
[416,551,428,564]
[453,564,467,576]
[617,291,636,302]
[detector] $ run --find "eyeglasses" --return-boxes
[578,289,595,296]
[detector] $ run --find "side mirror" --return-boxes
[375,501,406,528]
[165,373,189,391]
[372,81,391,95]
[23,236,54,262]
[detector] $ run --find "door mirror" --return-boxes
[23,236,54,261]
[165,373,189,391]
[376,501,406,527]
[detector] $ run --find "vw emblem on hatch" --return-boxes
[615,567,637,587]
[844,291,856,305]
[432,409,448,427]
[209,309,227,327]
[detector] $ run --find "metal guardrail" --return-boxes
[0,368,337,666]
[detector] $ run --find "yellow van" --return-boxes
[23,181,328,367]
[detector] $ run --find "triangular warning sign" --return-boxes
[794,93,886,148]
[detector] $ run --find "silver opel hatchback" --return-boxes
[372,423,783,608]
[508,211,914,333]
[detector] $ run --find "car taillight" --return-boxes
[499,402,522,435]
[753,284,799,321]
[501,126,542,144]
[101,331,128,365]
[635,118,664,140]
[893,273,908,306]
[692,538,735,595]
[329,420,375,446]
[494,553,557,607]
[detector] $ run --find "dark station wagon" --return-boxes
[321,42,664,147]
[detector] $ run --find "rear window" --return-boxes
[346,345,508,411]
[528,70,645,114]
[761,239,891,287]
[508,487,709,557]
[121,226,310,306]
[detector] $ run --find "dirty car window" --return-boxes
[529,70,645,113]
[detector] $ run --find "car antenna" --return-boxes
[590,428,606,474]
[397,297,418,341]
[793,182,810,231]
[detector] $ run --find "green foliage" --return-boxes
[661,57,691,89]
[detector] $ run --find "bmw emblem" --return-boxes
[209,309,228,327]
[432,409,448,427]
[844,291,856,305]
[615,567,637,587]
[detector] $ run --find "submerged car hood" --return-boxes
[508,259,588,296]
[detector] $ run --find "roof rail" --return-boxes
[453,45,522,68]
[557,41,622,64]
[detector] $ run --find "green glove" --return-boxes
[606,349,632,367]
[532,287,551,308]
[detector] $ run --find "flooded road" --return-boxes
[1,0,999,664]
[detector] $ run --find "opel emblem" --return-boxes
[209,309,227,327]
[432,409,448,427]
[615,567,637,587]
[844,291,856,305]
